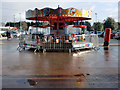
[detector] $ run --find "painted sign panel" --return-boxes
[26,8,92,19]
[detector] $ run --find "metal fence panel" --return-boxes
[85,34,99,47]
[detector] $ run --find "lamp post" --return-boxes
[13,14,15,27]
[9,22,10,27]
[95,13,97,34]
[19,13,21,30]
[35,8,38,34]
[95,13,97,22]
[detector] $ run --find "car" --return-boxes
[114,32,120,39]
[12,31,20,38]
[84,31,89,34]
[115,30,120,33]
[99,31,105,37]
[97,31,103,37]
[1,31,7,37]
[19,30,26,35]
[111,31,117,39]
[89,31,95,34]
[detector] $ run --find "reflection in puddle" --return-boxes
[27,79,38,86]
[74,74,86,88]
[75,82,81,88]
[26,74,88,88]
[104,48,110,61]
[73,50,91,56]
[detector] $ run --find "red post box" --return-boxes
[104,28,111,46]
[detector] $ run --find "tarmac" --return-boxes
[0,37,119,88]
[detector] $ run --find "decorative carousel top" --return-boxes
[26,7,92,21]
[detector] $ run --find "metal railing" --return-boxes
[18,34,99,52]
[85,34,99,47]
[42,42,72,50]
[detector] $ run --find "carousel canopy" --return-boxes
[73,25,87,28]
[32,24,54,28]
[60,25,70,27]
[26,7,92,21]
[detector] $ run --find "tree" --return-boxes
[104,17,118,30]
[118,22,120,30]
[27,22,31,30]
[5,22,20,29]
[93,22,103,31]
[5,22,10,26]
[31,22,35,26]
[84,21,92,31]
[15,22,20,29]
[21,21,28,30]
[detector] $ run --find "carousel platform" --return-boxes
[23,41,94,53]
[42,42,94,53]
[72,42,94,50]
[42,42,72,53]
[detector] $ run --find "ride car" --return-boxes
[114,32,120,39]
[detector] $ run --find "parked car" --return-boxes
[12,31,20,38]
[89,31,95,34]
[114,32,120,39]
[116,30,120,32]
[111,31,116,39]
[99,31,105,37]
[1,31,7,37]
[97,31,103,37]
[20,30,26,35]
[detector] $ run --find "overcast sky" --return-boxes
[1,0,119,25]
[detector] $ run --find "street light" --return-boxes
[95,13,97,22]
[95,13,97,34]
[19,13,21,30]
[13,14,15,27]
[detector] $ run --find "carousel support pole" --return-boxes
[77,20,79,34]
[95,13,97,34]
[77,21,79,25]
[57,5,61,36]
[35,8,38,43]
[81,20,84,34]
[57,5,59,36]
[83,21,85,34]
[43,49,46,53]
[69,49,71,53]
[64,18,67,36]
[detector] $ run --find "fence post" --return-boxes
[89,34,91,42]
[43,49,46,53]
[54,42,55,49]
[69,49,71,53]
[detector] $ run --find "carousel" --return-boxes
[18,6,98,52]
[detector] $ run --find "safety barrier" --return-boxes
[85,34,99,47]
[42,42,72,50]
[18,34,98,52]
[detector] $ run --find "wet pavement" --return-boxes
[0,38,119,88]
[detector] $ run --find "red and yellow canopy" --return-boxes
[26,7,92,21]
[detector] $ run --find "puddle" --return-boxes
[27,79,38,86]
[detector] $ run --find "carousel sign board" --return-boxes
[26,7,92,20]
